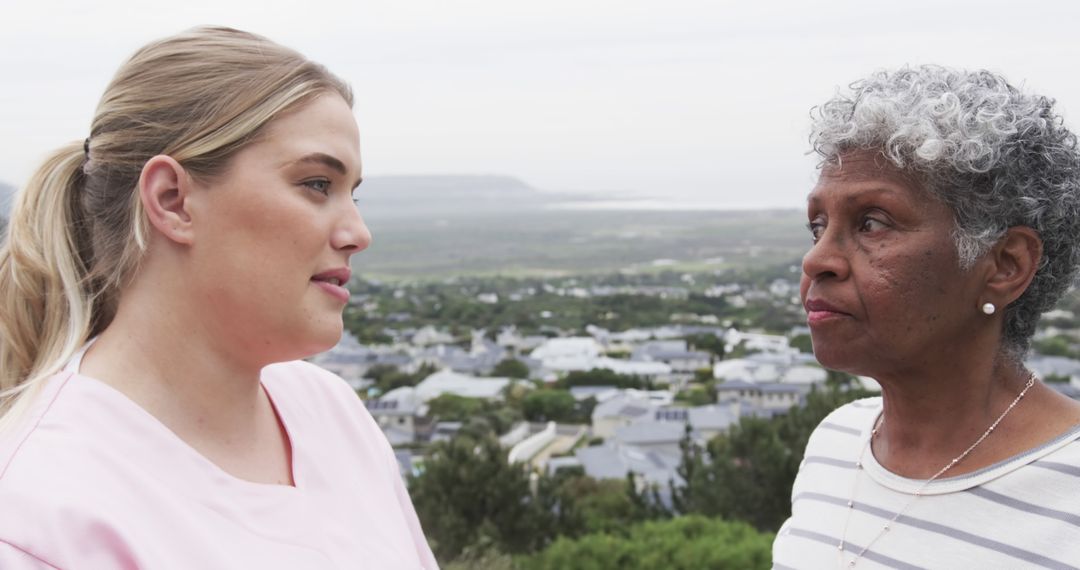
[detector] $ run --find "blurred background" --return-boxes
[5,2,1080,568]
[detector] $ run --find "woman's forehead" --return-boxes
[812,151,925,196]
[250,95,361,172]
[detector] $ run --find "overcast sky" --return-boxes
[2,0,1079,208]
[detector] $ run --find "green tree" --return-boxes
[789,333,813,354]
[427,393,487,421]
[823,369,857,390]
[670,425,706,516]
[701,417,794,530]
[693,368,715,383]
[426,394,523,438]
[517,515,773,570]
[673,385,874,531]
[540,473,656,537]
[625,472,671,523]
[522,390,584,423]
[674,385,713,407]
[558,368,649,390]
[409,435,555,563]
[1034,335,1078,358]
[685,333,725,359]
[445,546,515,570]
[366,362,438,395]
[492,358,531,379]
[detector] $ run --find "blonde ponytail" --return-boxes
[0,143,95,423]
[0,26,351,427]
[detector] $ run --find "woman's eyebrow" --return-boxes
[286,153,362,188]
[287,152,347,175]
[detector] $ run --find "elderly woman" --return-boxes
[772,66,1080,568]
[0,28,437,568]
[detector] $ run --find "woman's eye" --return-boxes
[806,220,825,243]
[859,216,887,232]
[304,179,332,195]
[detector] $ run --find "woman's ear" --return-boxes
[983,226,1042,307]
[138,155,195,245]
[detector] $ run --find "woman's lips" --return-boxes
[806,309,847,325]
[804,299,850,324]
[311,267,351,303]
[311,279,350,303]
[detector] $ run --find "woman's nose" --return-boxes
[332,204,372,254]
[802,227,849,282]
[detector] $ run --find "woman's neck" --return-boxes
[79,270,273,452]
[872,358,1080,478]
[80,287,294,486]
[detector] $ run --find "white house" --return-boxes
[592,392,658,438]
[715,380,805,414]
[632,340,712,373]
[530,337,603,363]
[780,365,828,385]
[414,369,516,402]
[713,357,782,383]
[530,337,673,380]
[614,421,686,456]
[724,329,793,355]
[365,393,424,446]
[411,325,456,346]
[495,326,549,354]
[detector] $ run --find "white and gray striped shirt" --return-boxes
[772,397,1080,569]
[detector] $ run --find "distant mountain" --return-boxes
[357,175,575,220]
[0,172,574,221]
[0,174,584,224]
[346,174,808,279]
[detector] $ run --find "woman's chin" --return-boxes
[809,345,859,375]
[271,320,344,363]
[306,323,344,356]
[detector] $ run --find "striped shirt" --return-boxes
[772,397,1080,569]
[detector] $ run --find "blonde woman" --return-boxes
[0,27,438,569]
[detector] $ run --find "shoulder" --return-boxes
[999,423,1080,484]
[0,373,100,496]
[0,437,142,567]
[0,375,140,542]
[260,360,390,454]
[810,396,880,438]
[819,396,881,428]
[261,360,365,414]
[785,397,879,512]
[262,359,355,394]
[0,482,142,567]
[261,359,377,427]
[800,396,880,460]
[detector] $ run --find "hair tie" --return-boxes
[83,137,90,158]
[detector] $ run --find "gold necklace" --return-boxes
[838,372,1037,568]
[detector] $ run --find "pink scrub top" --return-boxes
[0,360,438,569]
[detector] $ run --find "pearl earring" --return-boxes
[981,302,996,315]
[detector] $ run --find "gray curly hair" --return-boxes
[811,65,1080,357]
